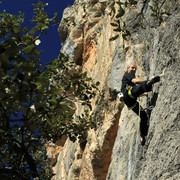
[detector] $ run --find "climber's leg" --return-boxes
[147,76,160,87]
[131,82,151,97]
[130,76,160,98]
[131,102,149,145]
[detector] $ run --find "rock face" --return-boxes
[49,0,180,179]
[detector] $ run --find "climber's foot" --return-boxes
[147,76,160,87]
[140,136,146,146]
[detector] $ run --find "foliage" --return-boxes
[0,1,99,179]
[149,0,171,21]
[110,0,137,41]
[110,0,171,41]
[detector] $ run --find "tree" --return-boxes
[0,2,99,179]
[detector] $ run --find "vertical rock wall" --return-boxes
[50,0,180,179]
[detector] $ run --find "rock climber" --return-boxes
[119,64,160,145]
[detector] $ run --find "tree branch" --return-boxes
[0,168,23,179]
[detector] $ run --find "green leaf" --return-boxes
[53,17,59,23]
[116,1,124,6]
[132,23,140,29]
[114,27,121,32]
[109,35,119,41]
[125,1,128,7]
[111,6,116,13]
[48,87,60,95]
[122,34,127,40]
[13,27,21,34]
[42,25,48,31]
[129,0,138,5]
[22,27,28,32]
[22,45,36,54]
[116,6,125,18]
[49,99,57,104]
[96,81,100,86]
[110,23,119,27]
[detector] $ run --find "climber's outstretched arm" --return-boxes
[139,92,148,97]
[131,78,145,84]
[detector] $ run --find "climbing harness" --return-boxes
[127,86,137,110]
[129,101,138,110]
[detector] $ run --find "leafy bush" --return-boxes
[0,1,99,179]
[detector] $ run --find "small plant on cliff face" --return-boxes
[110,0,171,41]
[109,0,137,41]
[149,0,171,23]
[0,1,99,179]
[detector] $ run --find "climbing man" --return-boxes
[119,64,160,145]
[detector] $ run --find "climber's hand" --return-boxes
[144,92,148,96]
[139,92,148,97]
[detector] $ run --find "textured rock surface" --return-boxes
[49,0,180,179]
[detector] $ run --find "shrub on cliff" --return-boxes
[0,1,99,179]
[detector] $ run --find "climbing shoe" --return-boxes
[140,136,146,146]
[147,76,160,87]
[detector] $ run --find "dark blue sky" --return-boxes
[0,0,75,64]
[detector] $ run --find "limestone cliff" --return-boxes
[48,0,180,179]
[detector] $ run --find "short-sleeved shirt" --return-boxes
[121,72,135,92]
